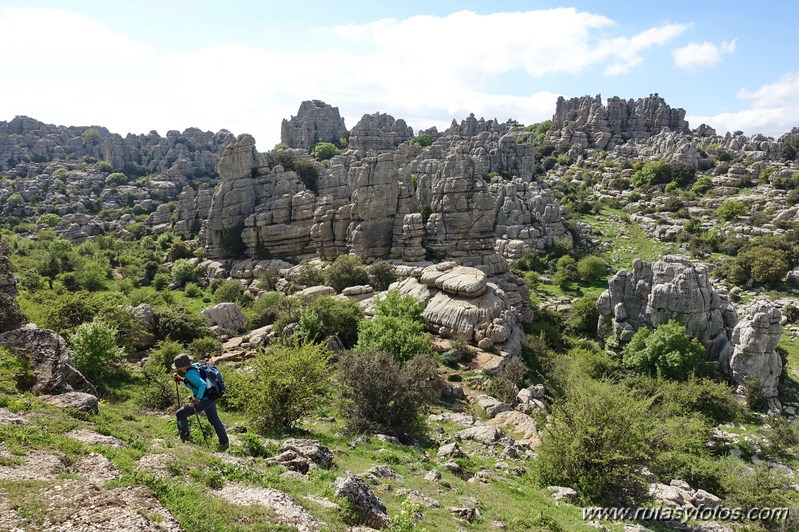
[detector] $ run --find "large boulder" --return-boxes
[200,303,247,332]
[725,300,783,397]
[0,324,96,396]
[596,256,737,358]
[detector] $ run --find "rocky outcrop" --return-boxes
[725,300,783,397]
[596,256,737,358]
[280,100,348,150]
[172,186,212,237]
[547,94,690,154]
[0,324,96,396]
[205,103,572,263]
[386,259,530,359]
[200,303,247,332]
[348,112,413,153]
[0,236,26,333]
[54,213,105,243]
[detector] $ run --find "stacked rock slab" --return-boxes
[388,259,530,359]
[596,256,737,359]
[280,100,348,150]
[725,300,783,397]
[205,101,572,264]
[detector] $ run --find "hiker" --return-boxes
[173,353,229,450]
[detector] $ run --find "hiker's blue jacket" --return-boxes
[183,367,207,400]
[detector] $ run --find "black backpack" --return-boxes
[192,362,226,400]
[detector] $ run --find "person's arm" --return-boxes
[184,368,207,400]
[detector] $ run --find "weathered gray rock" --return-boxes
[333,473,390,529]
[281,100,348,150]
[726,300,783,397]
[437,442,466,459]
[596,256,737,359]
[475,395,512,418]
[547,94,690,154]
[0,324,96,396]
[456,425,503,444]
[200,302,247,332]
[42,392,99,414]
[349,112,413,153]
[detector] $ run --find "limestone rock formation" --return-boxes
[386,259,531,359]
[200,302,247,332]
[547,94,690,154]
[726,300,783,397]
[0,235,26,333]
[280,100,348,150]
[205,104,572,263]
[596,256,737,358]
[333,473,390,529]
[348,112,413,152]
[0,324,96,396]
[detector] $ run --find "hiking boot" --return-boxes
[217,443,229,452]
[179,433,190,442]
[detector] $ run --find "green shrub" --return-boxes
[245,343,332,433]
[155,307,212,344]
[552,255,577,290]
[188,336,222,358]
[409,133,433,147]
[304,296,363,348]
[565,294,599,336]
[97,161,113,172]
[486,358,529,404]
[368,262,397,291]
[631,160,670,187]
[691,176,713,195]
[728,245,789,286]
[105,172,128,186]
[356,291,432,361]
[535,377,651,504]
[310,142,340,161]
[339,350,442,439]
[213,279,246,304]
[153,273,171,290]
[247,291,286,328]
[717,200,746,221]
[82,128,101,144]
[324,255,370,293]
[576,255,607,282]
[183,283,202,298]
[622,321,705,380]
[136,366,177,411]
[171,259,198,287]
[293,263,324,287]
[144,340,184,374]
[68,317,126,382]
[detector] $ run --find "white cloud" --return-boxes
[688,73,799,136]
[0,7,689,147]
[672,39,736,72]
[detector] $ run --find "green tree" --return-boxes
[576,255,607,282]
[409,133,433,147]
[244,343,332,433]
[324,254,370,293]
[339,350,442,438]
[81,128,100,143]
[553,255,578,290]
[622,320,705,380]
[356,290,432,361]
[310,141,340,161]
[535,377,652,504]
[631,160,670,187]
[105,172,128,186]
[68,317,126,381]
[368,262,397,291]
[728,245,789,286]
[717,200,746,221]
[171,258,198,287]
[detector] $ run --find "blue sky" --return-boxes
[1,1,798,148]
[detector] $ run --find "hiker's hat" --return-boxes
[172,353,193,370]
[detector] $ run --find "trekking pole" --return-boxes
[191,402,211,448]
[174,380,182,408]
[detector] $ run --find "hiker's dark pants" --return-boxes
[176,399,228,446]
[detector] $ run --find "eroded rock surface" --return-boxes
[726,299,783,397]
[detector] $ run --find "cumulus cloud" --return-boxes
[0,7,689,146]
[672,39,736,72]
[688,73,799,136]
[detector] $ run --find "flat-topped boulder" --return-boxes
[419,263,487,297]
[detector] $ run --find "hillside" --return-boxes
[1,95,799,531]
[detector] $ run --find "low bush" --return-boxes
[368,262,397,291]
[338,350,443,439]
[356,291,432,361]
[244,343,332,433]
[576,255,607,283]
[68,317,126,382]
[622,321,705,380]
[324,255,370,293]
